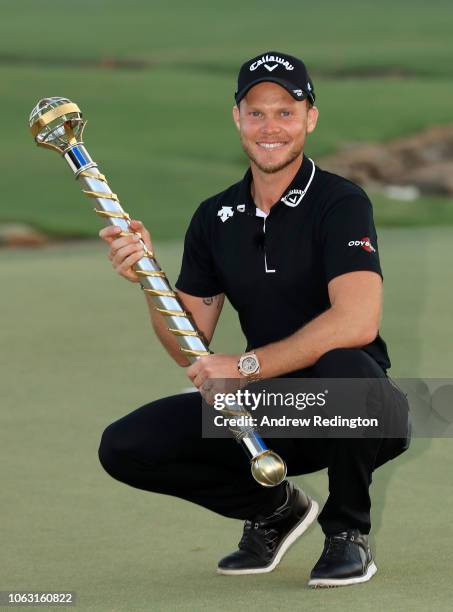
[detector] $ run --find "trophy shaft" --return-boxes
[77,169,209,358]
[29,96,287,487]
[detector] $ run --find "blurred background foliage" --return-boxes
[1,0,453,239]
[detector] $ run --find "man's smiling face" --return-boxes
[233,82,318,174]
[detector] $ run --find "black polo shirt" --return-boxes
[175,154,391,371]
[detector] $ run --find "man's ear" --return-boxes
[306,105,319,134]
[232,105,240,131]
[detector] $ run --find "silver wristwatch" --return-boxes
[238,351,261,381]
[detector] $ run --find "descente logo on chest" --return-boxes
[217,206,234,222]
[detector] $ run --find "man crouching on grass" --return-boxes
[97,51,411,587]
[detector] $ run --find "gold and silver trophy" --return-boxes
[28,97,287,487]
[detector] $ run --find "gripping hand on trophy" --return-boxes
[100,219,154,283]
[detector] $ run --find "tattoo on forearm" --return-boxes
[202,295,222,309]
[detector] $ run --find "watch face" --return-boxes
[241,355,259,375]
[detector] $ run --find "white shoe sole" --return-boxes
[308,561,377,588]
[217,498,319,576]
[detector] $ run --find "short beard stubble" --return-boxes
[240,135,302,174]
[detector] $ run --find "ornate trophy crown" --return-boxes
[29,97,85,153]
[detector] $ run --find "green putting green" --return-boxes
[1,230,452,611]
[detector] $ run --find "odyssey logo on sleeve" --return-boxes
[348,237,376,253]
[217,206,234,222]
[249,54,295,72]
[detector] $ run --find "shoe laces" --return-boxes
[324,531,354,559]
[238,486,293,556]
[238,520,279,556]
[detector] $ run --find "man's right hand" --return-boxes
[98,219,154,283]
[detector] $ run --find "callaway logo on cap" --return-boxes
[235,51,315,105]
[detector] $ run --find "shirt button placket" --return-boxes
[262,215,276,274]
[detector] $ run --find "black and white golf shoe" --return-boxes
[217,481,318,575]
[308,529,377,587]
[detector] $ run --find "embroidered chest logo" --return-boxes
[217,206,234,222]
[281,189,304,207]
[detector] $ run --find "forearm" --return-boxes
[256,305,377,379]
[145,294,190,367]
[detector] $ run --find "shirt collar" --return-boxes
[237,154,315,216]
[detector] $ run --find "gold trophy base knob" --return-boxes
[251,450,287,487]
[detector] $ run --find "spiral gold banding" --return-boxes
[30,102,81,137]
[116,232,150,248]
[167,328,200,337]
[180,348,210,357]
[83,190,119,201]
[155,308,188,317]
[94,209,130,220]
[80,170,106,182]
[143,288,176,298]
[135,270,166,278]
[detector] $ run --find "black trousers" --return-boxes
[98,348,410,535]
